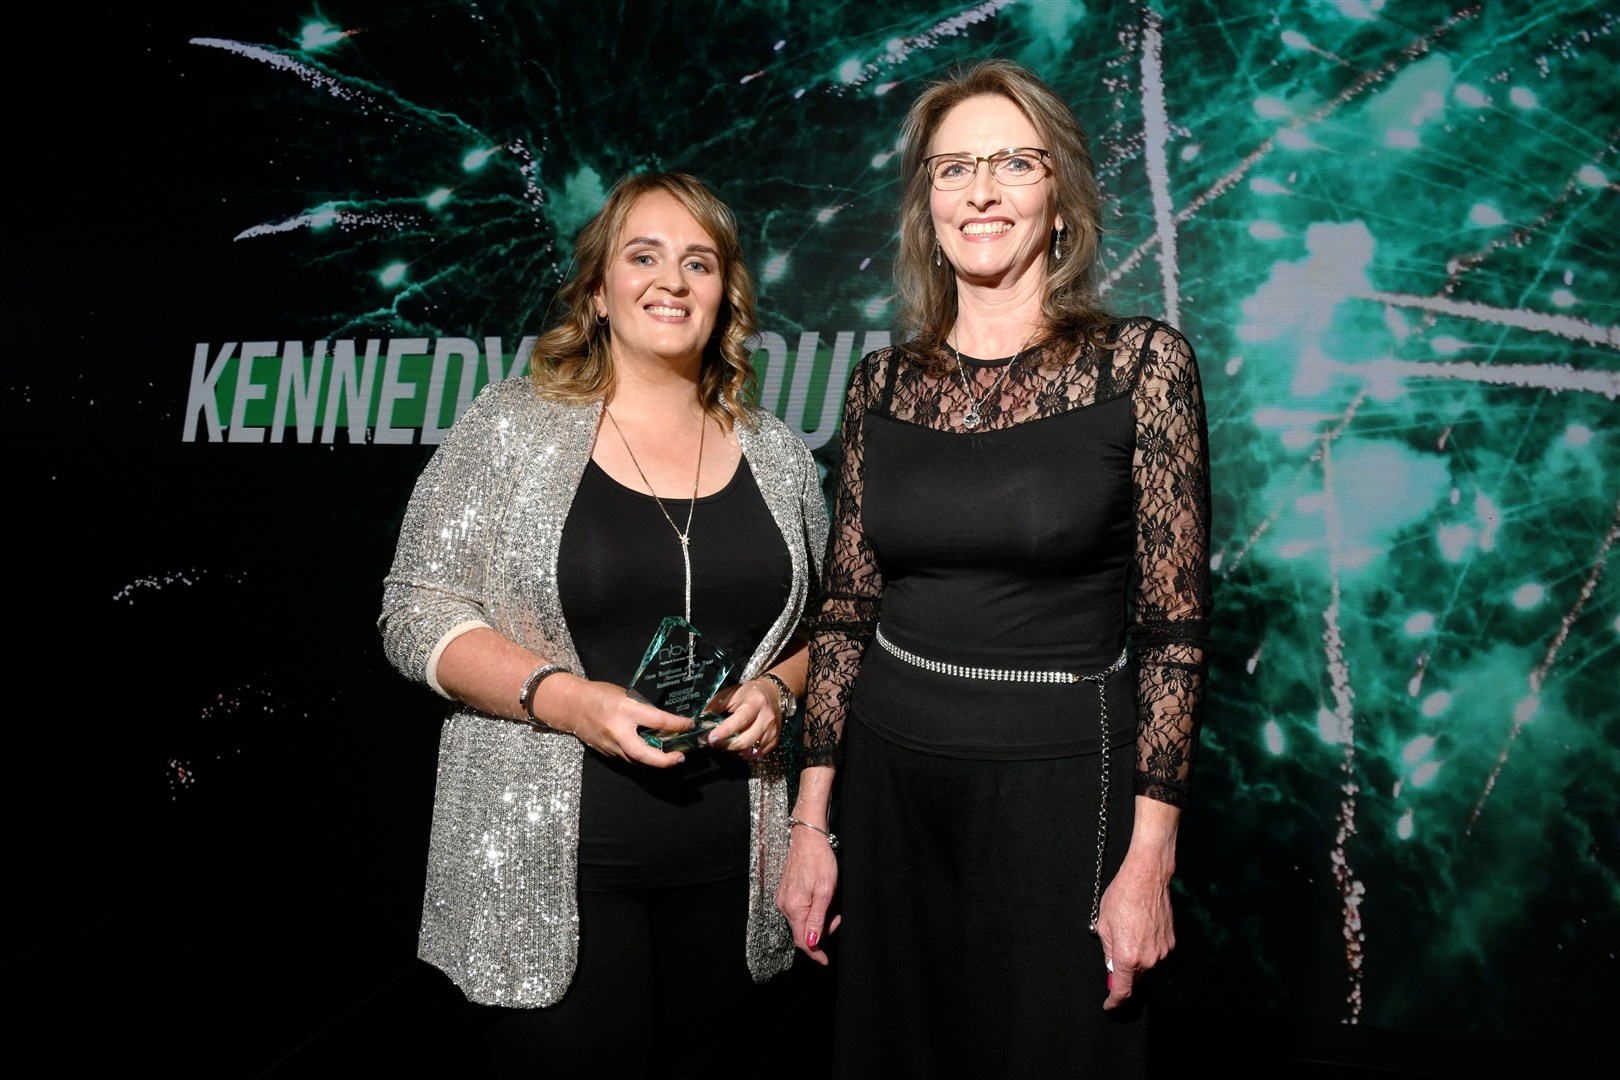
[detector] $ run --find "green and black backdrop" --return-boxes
[11,2,1614,1075]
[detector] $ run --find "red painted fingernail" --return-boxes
[807,931,819,948]
[1107,974,1113,989]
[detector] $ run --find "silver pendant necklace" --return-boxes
[951,338,1021,429]
[604,406,705,623]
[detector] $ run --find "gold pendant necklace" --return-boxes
[604,406,705,623]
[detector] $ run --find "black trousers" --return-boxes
[473,876,756,1079]
[831,717,1149,1078]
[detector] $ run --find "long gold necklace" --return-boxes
[603,406,705,623]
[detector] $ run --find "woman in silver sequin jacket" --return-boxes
[379,172,828,1076]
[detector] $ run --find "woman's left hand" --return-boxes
[1095,797,1180,1011]
[703,678,781,760]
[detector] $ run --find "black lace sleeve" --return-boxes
[1126,320,1212,807]
[801,349,892,767]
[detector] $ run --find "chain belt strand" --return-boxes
[873,625,1126,934]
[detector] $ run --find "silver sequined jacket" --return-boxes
[378,378,828,1007]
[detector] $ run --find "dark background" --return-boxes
[10,3,1614,1076]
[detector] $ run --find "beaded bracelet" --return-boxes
[517,664,572,727]
[787,816,839,852]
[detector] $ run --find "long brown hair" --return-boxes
[527,171,759,425]
[895,59,1113,370]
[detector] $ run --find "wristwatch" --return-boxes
[760,672,798,719]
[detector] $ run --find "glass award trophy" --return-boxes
[628,616,736,753]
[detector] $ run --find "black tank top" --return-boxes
[851,402,1137,759]
[558,455,793,889]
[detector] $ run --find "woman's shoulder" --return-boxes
[849,341,929,394]
[449,375,538,425]
[1097,318,1203,412]
[461,377,595,425]
[741,404,814,460]
[872,341,939,369]
[468,375,547,411]
[437,378,595,455]
[1108,316,1194,359]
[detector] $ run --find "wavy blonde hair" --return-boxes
[528,171,759,426]
[895,59,1114,371]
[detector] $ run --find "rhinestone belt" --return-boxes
[875,626,1125,685]
[873,625,1128,934]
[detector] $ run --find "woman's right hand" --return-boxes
[541,674,705,768]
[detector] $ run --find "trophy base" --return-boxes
[637,716,722,754]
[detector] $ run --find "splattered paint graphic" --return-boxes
[167,758,196,799]
[113,569,247,605]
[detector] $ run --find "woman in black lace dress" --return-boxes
[775,59,1211,1075]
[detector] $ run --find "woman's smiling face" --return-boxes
[928,93,1062,289]
[594,189,724,369]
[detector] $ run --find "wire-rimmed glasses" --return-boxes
[922,147,1051,190]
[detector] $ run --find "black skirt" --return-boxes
[831,716,1149,1078]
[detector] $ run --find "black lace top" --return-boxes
[803,317,1211,806]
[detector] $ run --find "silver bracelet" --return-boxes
[787,816,839,852]
[517,664,571,727]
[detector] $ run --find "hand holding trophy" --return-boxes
[627,616,736,753]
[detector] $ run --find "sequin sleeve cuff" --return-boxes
[425,619,495,699]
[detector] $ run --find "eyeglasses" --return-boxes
[922,147,1051,190]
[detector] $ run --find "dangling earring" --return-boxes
[934,239,943,267]
[596,312,608,326]
[1053,227,1064,262]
